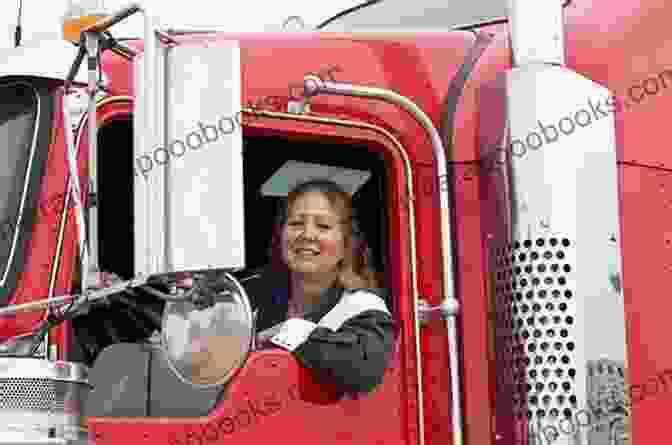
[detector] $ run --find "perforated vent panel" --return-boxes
[494,237,577,425]
[0,377,64,411]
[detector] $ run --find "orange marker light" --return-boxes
[62,0,109,43]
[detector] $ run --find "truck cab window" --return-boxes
[0,82,51,306]
[319,0,508,31]
[241,136,391,309]
[81,131,393,419]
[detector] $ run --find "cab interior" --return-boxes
[74,117,393,417]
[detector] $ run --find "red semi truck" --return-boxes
[0,1,669,445]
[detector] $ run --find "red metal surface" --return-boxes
[619,163,672,442]
[0,87,79,344]
[90,348,404,445]
[564,0,672,169]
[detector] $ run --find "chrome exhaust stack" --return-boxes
[477,1,630,444]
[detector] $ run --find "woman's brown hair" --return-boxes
[267,178,381,290]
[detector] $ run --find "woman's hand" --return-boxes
[175,274,195,290]
[87,271,123,289]
[255,322,285,347]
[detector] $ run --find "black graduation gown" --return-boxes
[239,267,397,395]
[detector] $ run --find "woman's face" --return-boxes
[281,191,346,275]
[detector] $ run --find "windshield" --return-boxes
[0,83,39,284]
[319,0,507,30]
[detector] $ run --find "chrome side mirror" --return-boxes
[160,272,253,387]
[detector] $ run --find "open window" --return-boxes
[97,117,134,280]
[81,124,393,365]
[241,135,391,297]
[70,115,166,366]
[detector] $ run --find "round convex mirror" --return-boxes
[161,272,253,387]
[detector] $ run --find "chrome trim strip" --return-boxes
[53,95,134,293]
[84,33,101,276]
[47,96,133,358]
[0,357,89,383]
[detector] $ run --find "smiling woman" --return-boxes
[178,177,397,395]
[241,178,396,394]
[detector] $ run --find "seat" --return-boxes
[84,342,224,418]
[84,343,151,417]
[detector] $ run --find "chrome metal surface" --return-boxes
[0,358,88,386]
[134,38,245,276]
[0,358,90,443]
[63,87,88,300]
[0,294,74,316]
[0,275,149,317]
[84,32,100,282]
[507,0,565,67]
[0,332,46,357]
[0,438,71,445]
[135,7,162,274]
[161,272,254,387]
[479,64,628,445]
[418,298,460,326]
[303,74,461,445]
[154,30,179,45]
